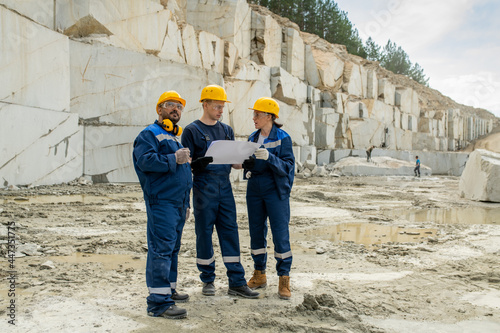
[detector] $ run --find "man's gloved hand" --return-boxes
[191,156,213,171]
[245,171,252,179]
[175,148,191,164]
[254,148,269,160]
[242,156,256,169]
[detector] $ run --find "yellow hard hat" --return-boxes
[199,85,231,103]
[157,91,186,108]
[249,97,279,118]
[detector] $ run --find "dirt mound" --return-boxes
[464,126,500,153]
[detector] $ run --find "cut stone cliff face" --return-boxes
[0,0,498,186]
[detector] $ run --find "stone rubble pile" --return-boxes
[0,0,498,186]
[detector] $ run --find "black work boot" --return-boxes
[149,305,187,319]
[202,282,215,296]
[171,291,189,302]
[228,285,260,299]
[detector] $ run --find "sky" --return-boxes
[334,0,500,118]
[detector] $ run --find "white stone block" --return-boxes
[282,28,305,80]
[182,24,202,68]
[162,0,187,23]
[343,62,363,96]
[270,67,308,105]
[278,103,310,146]
[300,146,317,163]
[69,40,221,126]
[0,0,54,28]
[225,79,272,137]
[0,6,70,111]
[56,0,164,33]
[186,0,251,59]
[393,128,412,151]
[315,108,339,149]
[367,70,378,99]
[158,15,186,63]
[250,11,281,67]
[401,113,409,130]
[396,87,413,115]
[378,79,395,105]
[459,149,500,202]
[224,41,239,76]
[393,107,401,129]
[198,31,224,73]
[306,45,344,90]
[349,118,384,149]
[0,103,82,186]
[317,150,333,165]
[364,99,393,125]
[84,126,143,182]
[346,101,365,119]
[232,59,271,82]
[304,44,321,88]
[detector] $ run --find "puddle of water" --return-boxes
[2,192,143,205]
[49,253,145,270]
[388,207,500,225]
[297,223,437,248]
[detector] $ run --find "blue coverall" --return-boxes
[181,120,247,288]
[133,120,192,316]
[244,124,295,276]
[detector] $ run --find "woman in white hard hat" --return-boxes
[242,97,295,300]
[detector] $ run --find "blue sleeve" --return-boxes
[267,136,295,177]
[181,126,195,158]
[133,130,176,173]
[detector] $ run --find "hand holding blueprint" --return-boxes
[205,140,261,164]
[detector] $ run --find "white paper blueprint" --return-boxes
[205,140,261,164]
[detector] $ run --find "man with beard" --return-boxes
[133,91,192,319]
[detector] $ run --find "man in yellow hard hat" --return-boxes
[133,91,192,319]
[181,85,259,299]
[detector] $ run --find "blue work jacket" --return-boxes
[133,120,192,204]
[246,125,295,200]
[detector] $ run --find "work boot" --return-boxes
[247,270,267,289]
[278,276,291,300]
[171,291,189,303]
[228,285,260,299]
[202,282,215,296]
[149,305,187,319]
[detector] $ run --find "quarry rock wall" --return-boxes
[1,0,498,185]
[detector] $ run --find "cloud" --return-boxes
[433,72,500,117]
[334,0,500,117]
[356,0,478,52]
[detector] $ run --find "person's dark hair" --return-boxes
[271,114,283,128]
[416,156,419,159]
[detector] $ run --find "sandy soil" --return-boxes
[1,176,500,332]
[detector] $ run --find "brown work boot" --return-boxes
[247,270,267,289]
[278,275,291,300]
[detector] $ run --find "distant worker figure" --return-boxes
[366,145,375,162]
[414,156,421,177]
[243,97,295,300]
[181,84,259,299]
[133,91,192,319]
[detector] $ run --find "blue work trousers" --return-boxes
[145,199,187,316]
[246,175,292,276]
[193,173,246,288]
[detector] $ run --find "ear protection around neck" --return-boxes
[162,119,183,136]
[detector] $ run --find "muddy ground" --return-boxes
[1,175,500,332]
